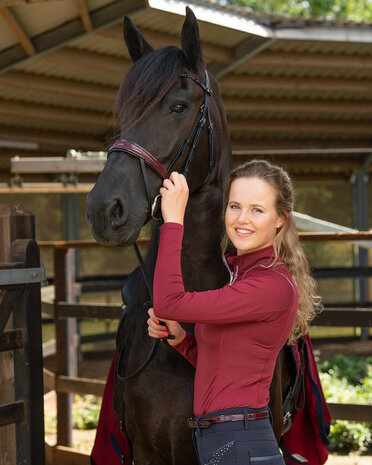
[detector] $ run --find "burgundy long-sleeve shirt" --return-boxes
[154,222,299,416]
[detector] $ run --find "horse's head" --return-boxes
[87,7,229,245]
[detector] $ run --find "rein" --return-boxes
[113,70,214,383]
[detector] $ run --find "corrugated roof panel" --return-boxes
[71,33,128,58]
[0,114,107,135]
[14,59,123,86]
[270,40,372,56]
[235,63,372,80]
[10,1,80,38]
[0,86,114,112]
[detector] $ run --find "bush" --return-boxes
[318,354,372,455]
[73,395,101,430]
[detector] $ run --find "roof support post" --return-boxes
[351,155,372,341]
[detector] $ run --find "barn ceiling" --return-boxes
[0,0,372,183]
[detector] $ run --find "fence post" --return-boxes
[54,247,78,447]
[0,205,35,465]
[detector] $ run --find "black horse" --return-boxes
[87,8,291,465]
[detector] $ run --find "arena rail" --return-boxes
[38,232,372,464]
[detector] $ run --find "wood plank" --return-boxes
[76,0,92,32]
[55,302,122,320]
[53,444,90,465]
[38,237,150,248]
[328,403,372,423]
[56,375,105,397]
[299,232,372,241]
[0,7,35,56]
[0,400,25,427]
[313,308,372,327]
[0,329,25,352]
[43,368,56,391]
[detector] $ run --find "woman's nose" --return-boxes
[238,210,250,224]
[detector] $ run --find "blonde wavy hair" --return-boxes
[222,160,322,343]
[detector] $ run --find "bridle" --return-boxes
[107,69,214,223]
[114,70,214,382]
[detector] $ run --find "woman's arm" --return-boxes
[153,223,296,324]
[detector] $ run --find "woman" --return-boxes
[148,160,320,465]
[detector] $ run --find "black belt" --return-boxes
[187,411,270,429]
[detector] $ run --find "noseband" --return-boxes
[114,70,214,383]
[107,70,214,223]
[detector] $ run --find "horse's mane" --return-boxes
[115,46,188,130]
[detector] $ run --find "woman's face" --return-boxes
[225,176,285,256]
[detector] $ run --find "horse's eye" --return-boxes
[171,104,186,113]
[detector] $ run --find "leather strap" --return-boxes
[108,139,169,180]
[187,411,270,429]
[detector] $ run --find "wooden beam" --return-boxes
[0,0,144,74]
[0,71,117,103]
[220,74,372,95]
[0,7,35,56]
[0,99,113,129]
[228,118,372,136]
[76,0,92,32]
[328,403,372,423]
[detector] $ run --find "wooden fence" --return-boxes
[0,205,45,465]
[3,227,371,464]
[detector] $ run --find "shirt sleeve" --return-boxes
[153,222,296,325]
[172,331,197,367]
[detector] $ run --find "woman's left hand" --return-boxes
[160,172,189,225]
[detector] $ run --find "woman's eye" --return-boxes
[252,208,262,213]
[230,204,239,210]
[171,104,186,113]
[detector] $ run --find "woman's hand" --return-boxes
[147,308,186,347]
[159,172,189,225]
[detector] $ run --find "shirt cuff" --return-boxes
[160,222,184,232]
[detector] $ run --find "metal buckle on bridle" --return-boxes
[151,194,162,222]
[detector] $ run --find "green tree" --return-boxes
[227,0,372,21]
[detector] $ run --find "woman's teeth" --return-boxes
[236,228,253,235]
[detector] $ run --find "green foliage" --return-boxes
[73,395,101,430]
[227,0,372,22]
[328,420,372,454]
[317,354,372,454]
[319,354,372,386]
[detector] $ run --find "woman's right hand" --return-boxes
[147,308,186,347]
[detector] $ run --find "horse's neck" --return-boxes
[181,185,228,291]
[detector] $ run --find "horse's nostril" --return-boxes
[108,199,127,228]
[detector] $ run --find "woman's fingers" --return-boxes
[147,308,168,338]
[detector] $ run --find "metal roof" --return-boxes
[0,0,372,182]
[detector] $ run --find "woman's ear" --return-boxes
[276,212,287,229]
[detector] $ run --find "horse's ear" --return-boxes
[123,16,154,62]
[181,7,204,69]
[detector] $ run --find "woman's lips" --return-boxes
[235,228,254,238]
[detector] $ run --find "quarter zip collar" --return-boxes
[224,245,276,283]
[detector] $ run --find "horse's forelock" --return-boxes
[115,46,188,129]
